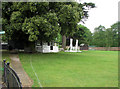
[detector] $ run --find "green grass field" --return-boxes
[19,51,118,87]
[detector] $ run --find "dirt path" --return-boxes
[9,54,33,87]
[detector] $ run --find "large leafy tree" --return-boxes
[58,3,81,49]
[56,2,95,49]
[92,25,106,47]
[105,22,119,47]
[92,22,119,47]
[70,24,92,46]
[2,2,95,50]
[110,22,119,47]
[48,2,95,49]
[2,2,60,50]
[22,13,60,42]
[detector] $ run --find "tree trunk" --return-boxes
[62,35,66,50]
[24,42,36,53]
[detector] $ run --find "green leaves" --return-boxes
[22,13,60,42]
[29,35,38,42]
[22,17,39,41]
[10,11,23,23]
[92,22,119,47]
[73,24,92,45]
[2,2,95,45]
[57,3,81,35]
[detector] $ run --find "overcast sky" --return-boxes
[79,0,119,33]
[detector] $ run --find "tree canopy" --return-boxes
[69,24,92,45]
[2,2,60,42]
[91,22,119,47]
[2,2,95,49]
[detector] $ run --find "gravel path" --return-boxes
[9,54,33,87]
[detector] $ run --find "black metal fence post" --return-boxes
[2,60,22,89]
[2,59,6,83]
[7,62,10,89]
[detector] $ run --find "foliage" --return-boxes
[54,33,62,43]
[73,24,92,45]
[79,2,95,23]
[57,2,82,36]
[110,22,119,47]
[51,2,95,49]
[22,13,60,42]
[2,2,95,50]
[54,2,95,36]
[2,2,60,43]
[92,22,119,47]
[92,25,106,47]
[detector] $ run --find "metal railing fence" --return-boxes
[2,60,22,89]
